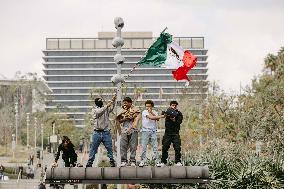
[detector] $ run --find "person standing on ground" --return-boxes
[38,182,46,189]
[26,165,34,179]
[116,97,141,167]
[79,139,84,153]
[29,154,34,165]
[86,94,117,167]
[0,164,5,180]
[18,166,23,179]
[161,100,183,166]
[139,100,164,167]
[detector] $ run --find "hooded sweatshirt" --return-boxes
[91,104,115,131]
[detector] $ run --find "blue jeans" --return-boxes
[87,131,114,166]
[140,131,160,163]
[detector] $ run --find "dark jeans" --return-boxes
[87,131,114,166]
[161,134,181,164]
[63,157,77,167]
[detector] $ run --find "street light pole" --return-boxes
[41,123,44,152]
[26,113,30,148]
[112,17,125,168]
[116,23,122,168]
[34,117,37,150]
[12,134,16,160]
[52,121,56,153]
[15,101,19,145]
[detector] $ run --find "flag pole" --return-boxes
[160,27,168,34]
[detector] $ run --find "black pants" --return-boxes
[161,134,181,164]
[63,156,77,167]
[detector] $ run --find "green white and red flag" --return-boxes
[137,32,197,81]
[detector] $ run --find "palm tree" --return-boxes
[264,54,277,75]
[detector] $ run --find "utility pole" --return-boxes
[26,113,30,148]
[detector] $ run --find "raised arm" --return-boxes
[108,94,117,113]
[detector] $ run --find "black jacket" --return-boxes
[38,183,46,189]
[164,108,183,134]
[55,143,77,162]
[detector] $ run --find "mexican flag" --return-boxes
[137,32,197,81]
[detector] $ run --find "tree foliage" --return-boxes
[173,47,284,188]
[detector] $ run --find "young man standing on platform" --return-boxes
[116,97,141,167]
[161,100,183,166]
[139,100,164,167]
[86,94,116,167]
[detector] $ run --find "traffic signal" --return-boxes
[36,150,40,158]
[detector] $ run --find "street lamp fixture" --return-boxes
[113,17,125,168]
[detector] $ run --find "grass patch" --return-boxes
[0,145,33,163]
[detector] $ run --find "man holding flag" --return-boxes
[135,31,196,166]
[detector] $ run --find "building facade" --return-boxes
[43,32,208,127]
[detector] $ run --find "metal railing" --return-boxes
[46,37,204,50]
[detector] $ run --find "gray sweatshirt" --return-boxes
[91,104,115,131]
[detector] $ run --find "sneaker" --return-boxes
[138,161,145,167]
[110,161,116,167]
[156,162,164,167]
[76,163,83,167]
[86,163,92,167]
[120,162,127,167]
[175,162,183,166]
[130,162,136,167]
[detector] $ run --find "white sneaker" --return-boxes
[156,162,164,167]
[120,162,127,167]
[138,161,145,167]
[130,162,136,167]
[175,162,183,166]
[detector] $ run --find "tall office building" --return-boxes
[43,32,208,127]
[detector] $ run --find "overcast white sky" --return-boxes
[0,0,283,93]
